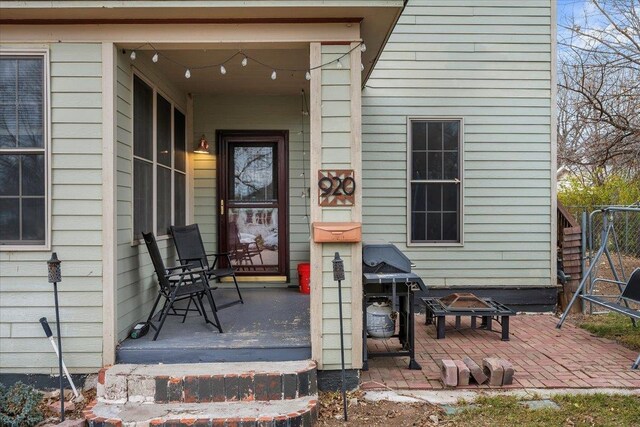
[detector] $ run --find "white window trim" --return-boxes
[406,116,464,247]
[0,48,51,252]
[130,69,187,246]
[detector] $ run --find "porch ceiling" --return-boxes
[132,46,310,96]
[1,3,405,86]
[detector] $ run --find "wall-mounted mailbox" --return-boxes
[312,222,362,243]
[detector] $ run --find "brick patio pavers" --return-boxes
[360,314,640,390]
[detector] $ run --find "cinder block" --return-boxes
[500,359,515,385]
[482,357,504,386]
[440,359,458,387]
[454,360,470,386]
[463,356,488,385]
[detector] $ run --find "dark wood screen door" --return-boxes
[217,131,289,278]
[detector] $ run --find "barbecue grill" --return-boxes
[362,243,426,370]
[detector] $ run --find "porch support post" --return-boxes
[309,42,324,368]
[310,40,363,372]
[349,42,363,369]
[101,42,117,366]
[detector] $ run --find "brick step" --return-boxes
[85,395,317,426]
[98,361,317,403]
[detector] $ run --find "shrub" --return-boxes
[558,174,640,215]
[0,382,44,427]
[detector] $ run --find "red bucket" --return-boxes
[297,262,311,294]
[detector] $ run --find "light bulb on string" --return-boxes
[336,59,343,69]
[129,51,136,60]
[305,71,311,81]
[361,43,367,52]
[241,56,248,67]
[185,69,191,79]
[152,52,159,63]
[271,70,277,80]
[220,65,227,75]
[361,63,365,72]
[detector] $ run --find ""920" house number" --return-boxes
[317,170,356,206]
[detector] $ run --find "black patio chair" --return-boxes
[143,232,222,340]
[171,224,243,310]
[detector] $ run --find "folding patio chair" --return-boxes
[143,232,222,340]
[171,224,243,310]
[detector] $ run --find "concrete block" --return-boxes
[463,356,488,385]
[128,377,155,403]
[440,359,457,387]
[102,373,127,403]
[482,357,504,386]
[500,359,515,385]
[453,360,470,386]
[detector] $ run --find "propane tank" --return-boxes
[366,300,395,339]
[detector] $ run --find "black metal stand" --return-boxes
[362,281,422,371]
[333,252,348,421]
[53,281,64,420]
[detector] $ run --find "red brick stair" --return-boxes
[86,361,318,426]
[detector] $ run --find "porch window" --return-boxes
[0,54,47,246]
[408,119,462,244]
[132,75,186,240]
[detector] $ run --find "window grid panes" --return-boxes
[410,120,461,244]
[0,54,46,246]
[132,74,187,240]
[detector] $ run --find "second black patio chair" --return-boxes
[143,232,222,340]
[171,224,243,310]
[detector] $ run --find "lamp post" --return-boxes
[47,253,64,421]
[332,252,348,421]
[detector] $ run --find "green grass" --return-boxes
[579,312,640,351]
[448,394,640,427]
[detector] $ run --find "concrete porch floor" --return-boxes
[116,288,310,364]
[361,313,640,390]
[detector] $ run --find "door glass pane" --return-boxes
[157,166,171,236]
[156,94,172,167]
[0,198,20,241]
[231,145,276,201]
[228,207,278,273]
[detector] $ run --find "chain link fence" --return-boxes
[566,204,640,310]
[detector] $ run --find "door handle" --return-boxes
[220,199,224,216]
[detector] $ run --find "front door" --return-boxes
[217,131,289,279]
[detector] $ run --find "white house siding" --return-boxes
[192,94,311,283]
[115,52,188,341]
[0,43,104,374]
[362,0,553,288]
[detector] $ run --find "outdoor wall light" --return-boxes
[194,135,210,154]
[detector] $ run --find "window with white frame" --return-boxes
[0,53,47,246]
[409,119,462,244]
[132,74,186,240]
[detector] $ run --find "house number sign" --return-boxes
[318,169,356,206]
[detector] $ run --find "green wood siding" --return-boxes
[192,94,312,282]
[362,0,553,287]
[0,43,104,374]
[115,52,188,341]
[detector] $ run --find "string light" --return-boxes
[129,41,365,82]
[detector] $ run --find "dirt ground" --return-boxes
[318,391,442,427]
[582,252,640,309]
